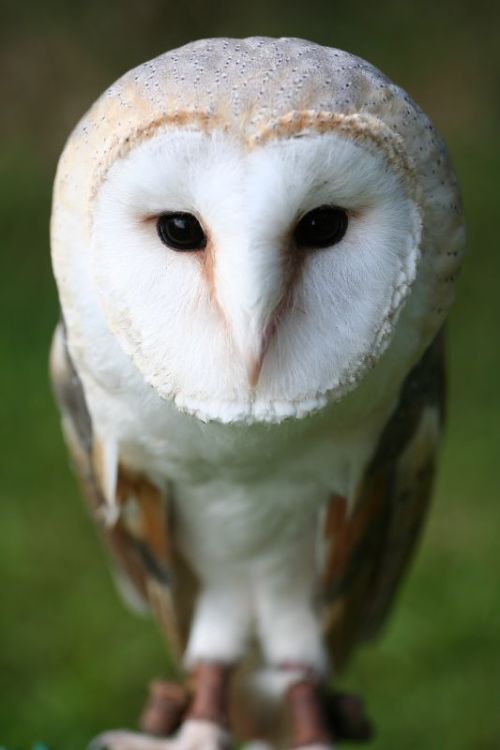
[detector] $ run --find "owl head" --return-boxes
[51,37,464,423]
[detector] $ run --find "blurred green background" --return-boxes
[1,1,499,748]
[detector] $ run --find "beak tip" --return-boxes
[247,356,263,389]
[241,317,278,389]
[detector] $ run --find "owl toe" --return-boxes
[88,721,232,750]
[172,719,232,750]
[88,729,170,750]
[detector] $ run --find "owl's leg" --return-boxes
[252,564,333,750]
[253,563,371,748]
[185,582,252,667]
[174,581,253,747]
[253,665,334,749]
[90,665,233,750]
[91,584,250,750]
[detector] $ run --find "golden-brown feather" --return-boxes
[50,322,188,665]
[321,331,446,670]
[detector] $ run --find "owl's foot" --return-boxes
[285,675,373,748]
[286,679,333,749]
[140,680,191,736]
[89,729,164,750]
[91,662,235,750]
[90,719,232,750]
[320,690,373,742]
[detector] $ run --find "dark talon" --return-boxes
[320,688,374,742]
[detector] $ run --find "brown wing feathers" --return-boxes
[322,331,446,670]
[49,322,183,658]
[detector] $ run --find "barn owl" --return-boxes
[50,36,464,750]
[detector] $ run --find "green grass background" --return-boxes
[0,1,499,747]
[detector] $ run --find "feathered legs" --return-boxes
[90,572,371,749]
[90,583,250,750]
[252,562,372,749]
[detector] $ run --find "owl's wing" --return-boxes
[49,322,190,662]
[320,331,446,671]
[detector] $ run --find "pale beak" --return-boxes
[246,312,280,389]
[211,237,290,391]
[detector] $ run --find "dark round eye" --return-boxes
[157,212,207,251]
[294,206,348,249]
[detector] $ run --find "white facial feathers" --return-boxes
[51,38,465,424]
[90,126,421,421]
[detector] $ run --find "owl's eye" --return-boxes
[157,212,207,251]
[294,206,348,249]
